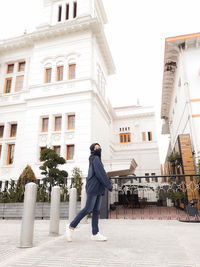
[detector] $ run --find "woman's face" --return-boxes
[94,144,100,150]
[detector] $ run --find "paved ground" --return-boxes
[0,219,200,267]
[109,206,188,220]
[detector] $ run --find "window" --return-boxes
[57,66,63,81]
[119,133,131,143]
[54,146,60,156]
[142,132,146,141]
[73,2,77,18]
[68,115,75,130]
[4,78,12,93]
[40,146,47,161]
[0,126,4,138]
[0,145,2,158]
[66,3,69,20]
[42,118,49,132]
[147,131,152,141]
[68,64,76,80]
[15,76,24,91]
[55,116,62,131]
[18,62,25,72]
[67,145,74,160]
[10,124,17,137]
[7,64,14,74]
[7,144,15,165]
[58,5,62,22]
[45,68,52,83]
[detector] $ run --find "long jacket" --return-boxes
[86,155,113,195]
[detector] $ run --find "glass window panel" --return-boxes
[4,78,12,93]
[18,62,25,72]
[69,64,76,79]
[7,144,15,165]
[42,118,49,132]
[16,76,24,91]
[7,64,14,73]
[73,2,77,18]
[68,115,75,129]
[55,116,62,130]
[54,146,60,156]
[45,68,52,83]
[148,131,152,141]
[58,5,62,21]
[67,145,74,160]
[142,132,146,141]
[10,124,17,137]
[57,66,63,81]
[0,126,4,138]
[66,4,69,20]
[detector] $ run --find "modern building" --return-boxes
[0,0,160,181]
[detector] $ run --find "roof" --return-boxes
[161,32,200,122]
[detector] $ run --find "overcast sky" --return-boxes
[1,0,200,163]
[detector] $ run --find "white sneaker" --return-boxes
[65,224,74,242]
[91,232,107,241]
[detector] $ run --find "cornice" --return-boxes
[115,112,155,120]
[0,15,115,75]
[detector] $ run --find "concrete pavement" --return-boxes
[0,219,200,267]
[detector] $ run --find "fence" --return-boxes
[1,174,200,221]
[0,177,82,219]
[108,174,200,221]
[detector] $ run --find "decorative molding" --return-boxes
[0,16,115,75]
[192,114,200,118]
[190,98,200,102]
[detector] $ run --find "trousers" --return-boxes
[70,194,102,235]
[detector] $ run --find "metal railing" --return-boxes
[108,174,200,221]
[0,177,80,203]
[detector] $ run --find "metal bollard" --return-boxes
[19,182,37,248]
[80,188,87,224]
[69,188,77,222]
[49,186,60,236]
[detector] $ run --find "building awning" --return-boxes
[107,159,137,178]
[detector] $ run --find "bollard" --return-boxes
[19,182,37,248]
[49,186,60,236]
[80,187,87,224]
[69,188,77,222]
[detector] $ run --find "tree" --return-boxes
[71,167,83,201]
[39,147,68,186]
[0,165,37,203]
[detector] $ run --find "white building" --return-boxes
[0,0,160,181]
[161,32,200,167]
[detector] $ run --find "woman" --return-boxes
[66,143,113,242]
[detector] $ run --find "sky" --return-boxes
[1,0,200,163]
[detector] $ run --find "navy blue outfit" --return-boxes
[70,144,113,235]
